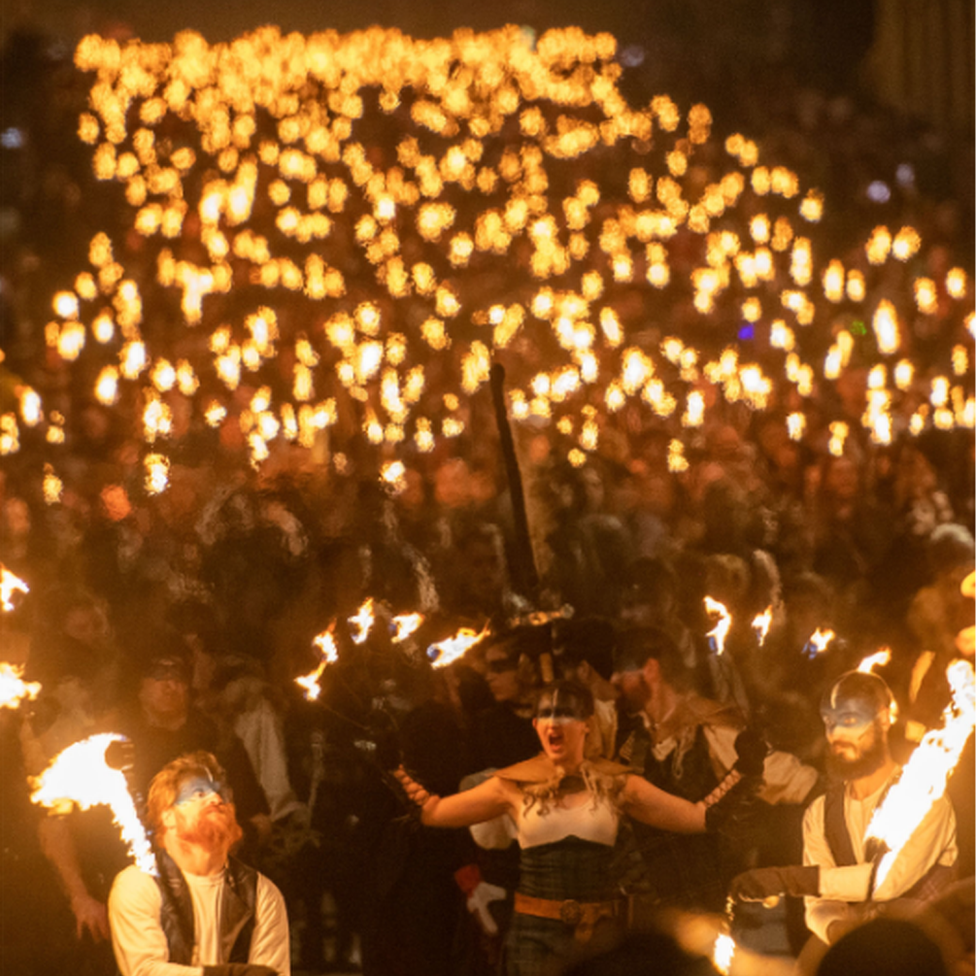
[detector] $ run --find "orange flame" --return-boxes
[752,606,773,647]
[296,629,338,702]
[0,662,41,709]
[857,647,891,673]
[348,598,376,645]
[866,660,975,890]
[712,932,735,975]
[1,565,29,612]
[805,627,835,657]
[704,596,732,655]
[427,627,484,669]
[30,732,156,874]
[391,613,424,643]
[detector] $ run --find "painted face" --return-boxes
[168,773,241,854]
[174,773,228,808]
[533,690,589,764]
[535,686,589,723]
[820,696,880,742]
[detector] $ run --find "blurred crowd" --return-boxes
[0,7,973,976]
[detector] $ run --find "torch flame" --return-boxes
[712,932,736,975]
[348,598,376,645]
[804,628,835,659]
[30,732,156,875]
[296,629,338,702]
[1,565,29,611]
[858,647,891,674]
[0,662,41,709]
[704,596,732,655]
[391,613,424,643]
[866,659,975,890]
[427,627,484,669]
[752,606,773,647]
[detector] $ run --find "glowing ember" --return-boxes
[427,627,484,669]
[866,660,975,889]
[296,629,338,702]
[857,647,891,674]
[712,932,736,975]
[804,627,835,659]
[1,565,29,611]
[509,605,575,628]
[752,606,773,647]
[0,662,41,709]
[348,598,376,645]
[704,597,732,655]
[30,732,156,875]
[391,613,425,643]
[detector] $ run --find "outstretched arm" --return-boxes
[395,767,516,828]
[619,775,706,833]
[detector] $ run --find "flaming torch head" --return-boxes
[857,647,892,674]
[1,565,29,612]
[30,732,156,875]
[704,596,732,655]
[1,662,41,709]
[712,932,736,975]
[296,628,338,701]
[391,613,424,643]
[348,598,376,645]
[752,605,773,647]
[427,627,483,669]
[803,627,835,660]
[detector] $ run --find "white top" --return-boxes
[802,778,957,943]
[108,862,290,976]
[516,792,618,849]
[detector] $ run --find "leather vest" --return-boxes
[154,849,258,965]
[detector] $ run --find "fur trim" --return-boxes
[495,753,629,817]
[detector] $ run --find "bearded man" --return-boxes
[108,752,289,976]
[731,671,958,968]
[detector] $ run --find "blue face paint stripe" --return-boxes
[174,774,227,807]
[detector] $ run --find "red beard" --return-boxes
[175,802,244,853]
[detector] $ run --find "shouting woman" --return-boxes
[396,679,758,976]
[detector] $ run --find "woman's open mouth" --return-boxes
[547,729,565,750]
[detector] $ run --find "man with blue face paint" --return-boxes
[108,751,290,976]
[731,671,957,971]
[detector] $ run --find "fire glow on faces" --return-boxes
[532,688,590,766]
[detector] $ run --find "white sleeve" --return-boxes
[702,725,819,805]
[250,874,291,976]
[802,797,855,944]
[108,866,203,976]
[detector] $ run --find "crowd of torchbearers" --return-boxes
[0,8,974,976]
[1,433,973,976]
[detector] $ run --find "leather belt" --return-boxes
[513,891,623,944]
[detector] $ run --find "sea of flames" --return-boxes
[0,26,969,499]
[30,732,157,875]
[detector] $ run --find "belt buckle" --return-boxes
[559,899,584,926]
